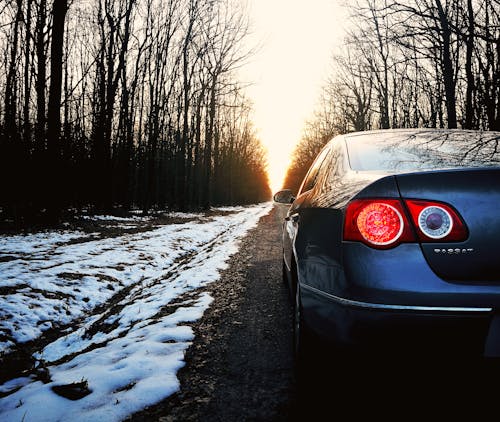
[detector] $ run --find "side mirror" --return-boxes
[273,189,295,204]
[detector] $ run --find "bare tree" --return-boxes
[199,0,252,208]
[0,0,270,225]
[45,0,68,218]
[313,0,500,135]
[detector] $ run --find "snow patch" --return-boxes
[0,203,272,421]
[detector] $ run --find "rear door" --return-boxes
[284,144,332,271]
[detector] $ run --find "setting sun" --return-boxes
[242,0,347,193]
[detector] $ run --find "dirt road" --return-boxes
[128,204,296,421]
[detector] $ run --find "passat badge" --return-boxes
[434,248,474,255]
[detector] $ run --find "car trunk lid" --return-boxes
[396,168,500,282]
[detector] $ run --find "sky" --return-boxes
[0,204,272,421]
[242,0,347,192]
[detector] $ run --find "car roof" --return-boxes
[343,128,500,140]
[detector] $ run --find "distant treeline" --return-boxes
[0,0,270,225]
[284,0,500,194]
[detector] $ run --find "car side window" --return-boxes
[298,145,331,195]
[323,142,344,185]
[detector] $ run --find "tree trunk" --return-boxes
[435,0,457,128]
[23,0,33,150]
[47,0,67,161]
[35,0,47,156]
[464,0,475,129]
[202,75,218,210]
[45,0,68,219]
[4,0,22,131]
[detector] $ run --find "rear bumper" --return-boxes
[301,283,498,357]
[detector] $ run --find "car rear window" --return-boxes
[346,130,500,172]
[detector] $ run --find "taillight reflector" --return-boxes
[404,200,468,242]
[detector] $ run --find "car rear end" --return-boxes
[302,130,500,357]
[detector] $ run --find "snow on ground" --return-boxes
[0,203,272,422]
[0,230,93,255]
[81,215,153,222]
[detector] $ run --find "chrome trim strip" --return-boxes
[302,284,493,313]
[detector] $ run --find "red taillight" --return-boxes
[357,202,403,245]
[344,198,468,249]
[404,200,468,242]
[343,199,415,249]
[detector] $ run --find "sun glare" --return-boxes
[242,0,346,194]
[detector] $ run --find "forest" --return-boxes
[284,0,500,193]
[0,0,271,226]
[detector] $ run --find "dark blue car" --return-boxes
[274,129,500,361]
